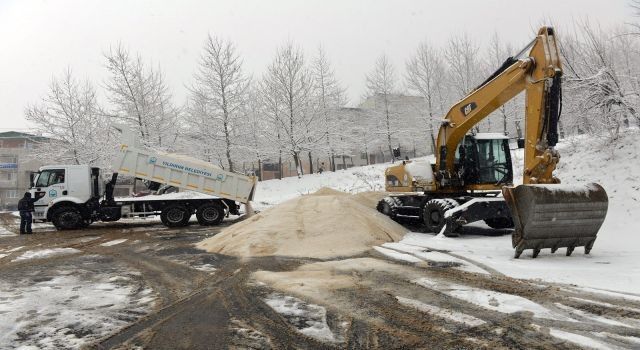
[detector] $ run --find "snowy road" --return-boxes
[0,207,639,349]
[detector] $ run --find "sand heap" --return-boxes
[197,188,406,259]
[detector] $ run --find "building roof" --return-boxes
[0,131,47,141]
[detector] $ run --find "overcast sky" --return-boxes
[0,0,633,131]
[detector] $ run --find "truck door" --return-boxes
[32,169,66,219]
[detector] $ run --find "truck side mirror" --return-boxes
[29,172,36,188]
[517,138,525,149]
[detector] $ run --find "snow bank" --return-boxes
[252,161,409,209]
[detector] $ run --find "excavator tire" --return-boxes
[423,199,460,236]
[503,183,608,259]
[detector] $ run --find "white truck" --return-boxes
[29,128,257,230]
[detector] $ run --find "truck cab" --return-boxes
[30,165,101,225]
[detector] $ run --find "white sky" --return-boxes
[0,0,633,131]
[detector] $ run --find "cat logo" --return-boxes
[460,102,477,116]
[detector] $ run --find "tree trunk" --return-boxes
[342,154,347,170]
[257,158,262,181]
[515,121,523,139]
[278,154,283,180]
[308,151,314,174]
[293,152,302,177]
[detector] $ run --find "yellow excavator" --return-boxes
[377,27,609,258]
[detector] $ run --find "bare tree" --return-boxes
[366,54,399,162]
[405,41,446,152]
[104,43,179,149]
[311,46,347,171]
[25,68,114,166]
[559,21,639,139]
[486,32,517,135]
[187,35,250,172]
[262,42,314,177]
[445,33,481,98]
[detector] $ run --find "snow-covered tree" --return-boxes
[262,42,314,177]
[311,46,347,171]
[186,35,250,171]
[365,54,399,162]
[405,41,447,152]
[25,68,114,166]
[559,21,639,140]
[103,43,180,150]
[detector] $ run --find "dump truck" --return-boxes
[29,127,256,229]
[377,27,609,258]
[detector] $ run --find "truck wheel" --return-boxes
[196,202,224,226]
[423,199,458,236]
[484,217,514,229]
[52,206,83,230]
[161,205,190,227]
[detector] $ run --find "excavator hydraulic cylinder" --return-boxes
[503,183,608,258]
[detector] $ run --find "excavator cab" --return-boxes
[455,134,513,187]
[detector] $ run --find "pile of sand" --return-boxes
[197,188,406,259]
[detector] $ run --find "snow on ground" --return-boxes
[413,278,572,321]
[263,293,341,343]
[373,246,422,263]
[100,239,128,247]
[0,226,16,236]
[395,296,486,327]
[252,161,406,209]
[0,259,155,349]
[549,328,614,350]
[12,248,80,262]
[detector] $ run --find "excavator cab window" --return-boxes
[475,138,513,184]
[454,137,512,185]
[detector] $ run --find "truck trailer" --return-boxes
[29,128,257,230]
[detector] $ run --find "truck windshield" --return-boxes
[35,169,65,187]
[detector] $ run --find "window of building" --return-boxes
[6,190,18,198]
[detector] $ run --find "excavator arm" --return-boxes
[436,27,562,185]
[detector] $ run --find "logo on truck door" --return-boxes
[460,102,477,116]
[149,157,157,164]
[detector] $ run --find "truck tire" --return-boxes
[484,217,514,229]
[423,199,459,236]
[160,205,190,227]
[52,206,83,230]
[196,202,224,226]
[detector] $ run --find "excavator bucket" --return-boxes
[502,183,608,258]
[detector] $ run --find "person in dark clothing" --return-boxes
[18,192,42,234]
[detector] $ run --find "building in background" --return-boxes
[0,131,47,210]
